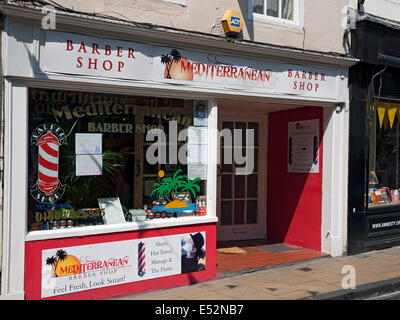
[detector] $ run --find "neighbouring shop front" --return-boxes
[1,7,353,300]
[348,17,400,254]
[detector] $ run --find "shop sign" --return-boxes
[153,48,339,99]
[368,215,400,235]
[41,232,206,298]
[39,31,343,101]
[40,31,153,80]
[287,119,320,174]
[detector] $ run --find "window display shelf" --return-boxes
[25,216,218,242]
[369,202,400,209]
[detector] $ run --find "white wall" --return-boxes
[362,0,400,23]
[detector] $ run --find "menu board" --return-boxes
[287,119,320,174]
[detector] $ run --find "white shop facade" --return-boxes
[0,7,355,300]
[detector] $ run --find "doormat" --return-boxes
[257,245,300,253]
[217,247,247,254]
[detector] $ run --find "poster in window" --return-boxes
[193,100,208,127]
[287,119,319,173]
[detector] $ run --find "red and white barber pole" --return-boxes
[37,131,60,195]
[30,123,67,204]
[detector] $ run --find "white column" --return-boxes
[1,81,28,300]
[321,104,349,257]
[206,99,218,219]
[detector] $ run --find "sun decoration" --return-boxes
[151,169,201,213]
[158,170,165,178]
[161,49,194,81]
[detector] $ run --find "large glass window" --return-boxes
[368,102,400,208]
[28,88,208,231]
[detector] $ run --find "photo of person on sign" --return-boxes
[194,101,208,126]
[181,232,206,273]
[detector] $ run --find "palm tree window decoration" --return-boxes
[161,49,182,79]
[150,169,201,212]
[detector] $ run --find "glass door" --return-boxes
[217,116,265,241]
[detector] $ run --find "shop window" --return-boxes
[28,88,208,231]
[249,0,303,28]
[368,102,400,208]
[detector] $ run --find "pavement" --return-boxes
[112,245,400,300]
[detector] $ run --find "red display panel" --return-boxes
[25,223,217,300]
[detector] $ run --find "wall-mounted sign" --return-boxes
[221,10,244,37]
[287,119,320,174]
[41,231,206,298]
[35,30,344,101]
[41,31,153,81]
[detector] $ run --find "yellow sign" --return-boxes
[221,10,244,36]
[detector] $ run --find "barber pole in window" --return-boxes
[30,123,68,204]
[138,241,146,277]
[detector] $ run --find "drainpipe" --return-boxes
[0,12,4,284]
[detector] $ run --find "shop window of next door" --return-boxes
[249,0,303,29]
[27,88,208,232]
[368,102,400,209]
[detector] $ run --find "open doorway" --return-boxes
[216,100,324,250]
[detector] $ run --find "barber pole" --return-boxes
[38,131,60,195]
[30,123,67,204]
[138,241,146,277]
[313,135,319,165]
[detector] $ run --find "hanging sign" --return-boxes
[287,119,320,174]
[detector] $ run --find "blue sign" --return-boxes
[230,16,241,27]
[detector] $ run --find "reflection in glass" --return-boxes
[253,0,264,14]
[267,0,279,17]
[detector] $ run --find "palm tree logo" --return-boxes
[161,49,182,79]
[46,249,68,278]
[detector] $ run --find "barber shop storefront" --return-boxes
[1,7,353,300]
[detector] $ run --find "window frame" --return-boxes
[248,0,304,30]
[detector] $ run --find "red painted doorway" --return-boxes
[267,107,323,251]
